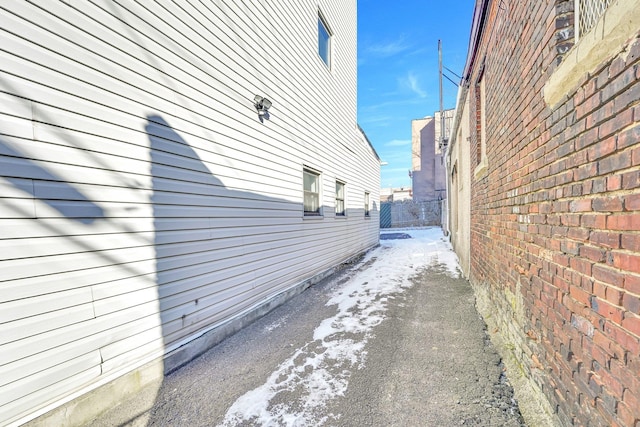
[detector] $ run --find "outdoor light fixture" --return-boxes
[254,94,272,120]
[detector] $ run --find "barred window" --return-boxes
[575,0,613,41]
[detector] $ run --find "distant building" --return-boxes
[380,187,413,202]
[411,109,454,201]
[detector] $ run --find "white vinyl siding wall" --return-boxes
[0,1,379,424]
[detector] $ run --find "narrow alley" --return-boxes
[89,228,525,426]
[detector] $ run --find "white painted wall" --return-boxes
[446,95,471,277]
[0,1,379,424]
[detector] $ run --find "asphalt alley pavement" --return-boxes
[91,227,525,426]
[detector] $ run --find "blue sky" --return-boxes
[357,0,476,189]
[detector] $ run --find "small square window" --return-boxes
[335,181,345,216]
[304,168,321,215]
[318,15,331,67]
[364,192,370,217]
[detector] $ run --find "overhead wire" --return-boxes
[443,65,462,80]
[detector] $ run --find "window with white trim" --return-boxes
[335,181,345,216]
[303,168,321,216]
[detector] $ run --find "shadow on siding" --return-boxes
[0,111,377,426]
[0,141,104,224]
[145,114,380,372]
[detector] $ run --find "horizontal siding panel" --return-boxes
[0,224,356,290]
[0,113,33,140]
[33,180,150,205]
[0,245,155,283]
[34,200,107,222]
[0,197,36,219]
[0,260,156,303]
[0,288,93,324]
[36,200,148,224]
[0,28,301,181]
[0,92,33,120]
[0,351,101,407]
[29,200,301,220]
[0,339,97,387]
[1,5,320,179]
[100,336,164,374]
[0,32,174,120]
[93,285,165,318]
[0,309,161,367]
[160,288,267,347]
[90,310,162,353]
[3,157,294,215]
[0,151,69,183]
[155,247,357,343]
[0,231,154,261]
[80,2,256,100]
[0,217,151,239]
[93,264,255,314]
[10,117,299,195]
[0,149,150,192]
[0,4,177,99]
[150,191,297,211]
[0,178,35,199]
[0,318,96,366]
[158,274,257,318]
[0,365,101,425]
[0,62,141,136]
[99,326,163,368]
[0,303,95,346]
[153,247,246,279]
[157,272,256,316]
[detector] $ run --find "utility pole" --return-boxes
[438,39,446,152]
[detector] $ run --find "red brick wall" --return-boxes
[467,0,640,425]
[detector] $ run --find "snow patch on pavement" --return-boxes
[219,227,459,426]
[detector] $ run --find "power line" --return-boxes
[443,65,461,80]
[442,72,459,87]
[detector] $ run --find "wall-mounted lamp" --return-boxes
[254,95,272,121]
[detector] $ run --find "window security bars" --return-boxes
[575,0,612,41]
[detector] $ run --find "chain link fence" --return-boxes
[380,200,442,228]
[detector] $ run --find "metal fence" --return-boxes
[575,0,612,40]
[380,200,442,229]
